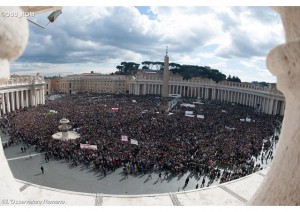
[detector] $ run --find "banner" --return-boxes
[185,111,193,115]
[240,119,245,122]
[246,118,251,122]
[225,126,235,131]
[130,139,138,145]
[193,102,204,105]
[112,108,119,111]
[80,143,97,150]
[181,103,195,108]
[197,115,205,119]
[121,135,128,141]
[185,114,195,118]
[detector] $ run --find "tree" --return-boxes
[142,61,152,69]
[142,65,149,70]
[169,62,181,70]
[227,75,241,83]
[116,65,123,72]
[153,61,164,70]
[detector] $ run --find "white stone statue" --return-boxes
[0,7,29,83]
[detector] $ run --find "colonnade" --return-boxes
[129,81,285,116]
[0,87,45,118]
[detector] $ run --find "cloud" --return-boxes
[12,6,284,83]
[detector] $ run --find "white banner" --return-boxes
[80,144,97,150]
[246,118,251,122]
[181,103,195,108]
[240,119,245,122]
[121,135,128,141]
[185,114,195,118]
[193,102,204,105]
[197,115,205,119]
[225,126,235,131]
[185,111,194,115]
[130,139,138,145]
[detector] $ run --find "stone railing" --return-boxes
[0,76,45,88]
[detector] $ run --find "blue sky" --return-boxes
[8,4,285,82]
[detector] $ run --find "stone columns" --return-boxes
[10,91,15,112]
[220,90,223,101]
[6,92,10,113]
[15,90,19,110]
[250,7,300,205]
[212,88,216,100]
[268,99,274,114]
[265,98,268,113]
[25,90,29,107]
[273,100,278,115]
[20,90,24,108]
[243,93,246,105]
[233,91,236,103]
[1,93,5,114]
[280,101,285,116]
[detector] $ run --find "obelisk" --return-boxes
[160,47,170,112]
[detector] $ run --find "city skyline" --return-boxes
[10,6,284,83]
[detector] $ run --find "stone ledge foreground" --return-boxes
[3,168,268,206]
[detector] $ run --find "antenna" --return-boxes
[27,10,62,29]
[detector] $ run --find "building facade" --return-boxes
[0,75,46,118]
[44,78,52,96]
[129,71,285,116]
[57,73,131,94]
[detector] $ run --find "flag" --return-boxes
[80,143,97,150]
[130,139,138,145]
[121,135,128,141]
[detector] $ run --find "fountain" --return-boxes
[52,118,80,141]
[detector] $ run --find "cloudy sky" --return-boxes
[10,4,285,82]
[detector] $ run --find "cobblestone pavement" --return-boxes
[1,130,277,195]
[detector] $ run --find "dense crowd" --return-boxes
[0,93,282,184]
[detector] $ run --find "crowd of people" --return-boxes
[0,93,282,185]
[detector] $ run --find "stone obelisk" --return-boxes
[160,47,170,112]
